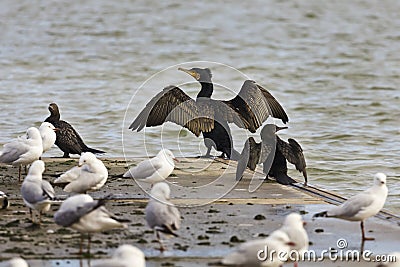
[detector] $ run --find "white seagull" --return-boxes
[145,182,181,251]
[0,127,43,181]
[0,190,9,209]
[92,244,146,267]
[123,149,178,185]
[54,152,108,194]
[222,230,294,267]
[39,122,58,153]
[21,160,56,224]
[314,173,388,241]
[54,194,129,254]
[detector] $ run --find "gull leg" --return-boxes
[29,208,34,223]
[79,234,83,255]
[361,221,374,241]
[87,234,91,257]
[156,230,165,252]
[39,211,42,224]
[18,166,22,182]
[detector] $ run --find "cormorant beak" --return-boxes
[276,126,288,132]
[173,158,179,163]
[178,67,200,80]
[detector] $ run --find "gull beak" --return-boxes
[303,221,307,226]
[178,67,200,80]
[173,158,180,163]
[53,128,60,132]
[276,126,288,132]
[287,241,296,247]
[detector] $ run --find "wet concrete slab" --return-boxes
[0,157,399,266]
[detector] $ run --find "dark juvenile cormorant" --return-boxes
[129,67,289,159]
[236,124,307,185]
[44,103,105,158]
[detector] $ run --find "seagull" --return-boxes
[21,160,56,224]
[376,252,400,267]
[0,127,43,181]
[6,258,29,267]
[54,194,129,254]
[129,67,289,159]
[145,182,181,251]
[54,152,108,194]
[221,230,294,267]
[39,122,58,154]
[92,244,146,267]
[123,149,178,185]
[44,103,105,158]
[236,124,307,185]
[0,190,9,209]
[314,173,388,242]
[280,213,308,266]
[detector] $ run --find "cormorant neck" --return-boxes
[196,81,213,98]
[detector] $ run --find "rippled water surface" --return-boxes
[0,0,399,213]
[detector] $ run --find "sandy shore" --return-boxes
[0,157,399,266]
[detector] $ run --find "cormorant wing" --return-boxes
[236,137,262,181]
[277,138,307,182]
[56,121,87,154]
[129,86,213,137]
[223,80,289,132]
[256,83,289,124]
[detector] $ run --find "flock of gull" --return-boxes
[0,67,396,267]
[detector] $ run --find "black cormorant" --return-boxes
[236,124,307,185]
[44,103,105,158]
[129,67,289,159]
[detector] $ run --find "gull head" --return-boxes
[79,152,97,167]
[26,127,42,141]
[27,160,45,176]
[150,182,171,200]
[283,213,305,228]
[113,244,145,262]
[374,173,387,186]
[158,149,178,163]
[268,230,293,246]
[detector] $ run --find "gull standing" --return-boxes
[222,230,294,267]
[145,182,181,251]
[39,122,58,154]
[0,127,43,181]
[21,160,56,224]
[54,194,129,254]
[0,190,9,209]
[92,244,146,267]
[314,173,388,241]
[280,213,308,266]
[124,149,178,185]
[54,152,108,194]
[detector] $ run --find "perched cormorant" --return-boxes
[236,124,307,185]
[44,103,105,158]
[129,67,289,159]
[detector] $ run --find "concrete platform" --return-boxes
[0,157,399,266]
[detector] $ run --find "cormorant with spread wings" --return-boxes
[236,124,307,185]
[129,67,289,159]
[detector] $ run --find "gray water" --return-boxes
[0,0,399,216]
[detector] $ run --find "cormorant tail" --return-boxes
[274,173,296,185]
[84,147,106,154]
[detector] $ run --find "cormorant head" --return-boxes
[178,67,212,83]
[260,124,288,140]
[48,103,60,116]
